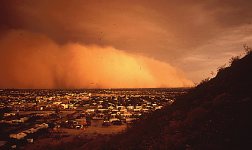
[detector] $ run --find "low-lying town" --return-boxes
[0,88,188,149]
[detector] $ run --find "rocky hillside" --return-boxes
[100,51,252,150]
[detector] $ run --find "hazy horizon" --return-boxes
[0,87,191,90]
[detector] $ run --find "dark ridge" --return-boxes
[96,52,252,150]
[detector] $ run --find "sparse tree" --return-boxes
[229,56,240,66]
[197,77,211,86]
[217,64,226,73]
[243,44,252,55]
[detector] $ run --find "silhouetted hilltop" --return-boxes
[193,51,252,99]
[100,52,252,150]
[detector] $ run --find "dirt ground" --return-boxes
[23,124,127,150]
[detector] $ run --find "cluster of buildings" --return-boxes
[0,88,188,149]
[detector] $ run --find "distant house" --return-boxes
[121,112,132,118]
[110,114,116,118]
[97,108,108,113]
[116,106,126,110]
[112,109,118,113]
[11,117,29,124]
[9,132,27,140]
[108,106,114,110]
[61,103,69,109]
[142,108,149,113]
[3,112,16,117]
[135,106,142,109]
[53,101,62,105]
[9,123,48,141]
[155,106,163,110]
[35,123,49,129]
[97,105,103,108]
[133,108,141,112]
[86,109,95,113]
[125,118,137,123]
[109,118,120,123]
[27,138,34,143]
[23,128,38,134]
[127,106,134,110]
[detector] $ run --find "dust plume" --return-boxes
[0,30,193,88]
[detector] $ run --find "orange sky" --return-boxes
[0,0,252,88]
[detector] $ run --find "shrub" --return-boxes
[217,64,226,73]
[229,56,240,66]
[243,44,252,55]
[199,77,210,85]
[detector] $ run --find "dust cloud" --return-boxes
[0,30,193,88]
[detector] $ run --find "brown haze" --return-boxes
[0,30,193,88]
[1,0,252,88]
